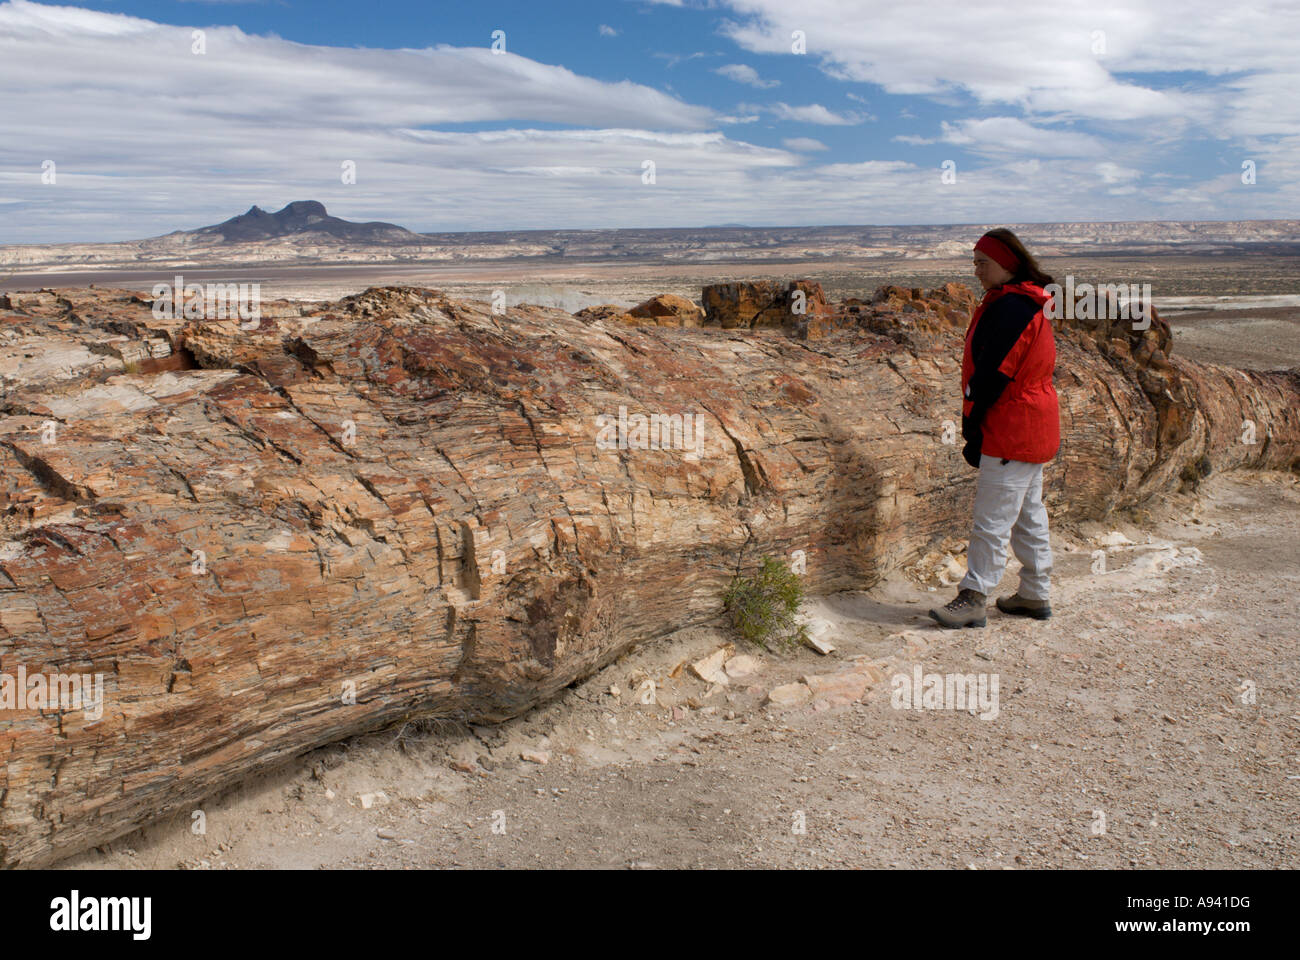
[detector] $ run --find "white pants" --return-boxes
[958,455,1052,601]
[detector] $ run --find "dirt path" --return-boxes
[60,471,1299,870]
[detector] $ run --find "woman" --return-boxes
[929,228,1059,629]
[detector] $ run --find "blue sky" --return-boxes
[1,0,1297,242]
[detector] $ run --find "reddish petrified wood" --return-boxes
[0,284,1296,866]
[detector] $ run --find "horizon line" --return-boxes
[5,214,1298,249]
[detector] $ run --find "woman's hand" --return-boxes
[962,434,982,468]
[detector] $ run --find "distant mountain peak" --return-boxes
[281,200,328,217]
[193,201,415,244]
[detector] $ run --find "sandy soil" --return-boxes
[1165,306,1300,371]
[59,470,1299,870]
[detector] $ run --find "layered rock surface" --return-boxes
[1,283,1297,866]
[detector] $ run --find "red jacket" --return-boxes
[961,281,1060,464]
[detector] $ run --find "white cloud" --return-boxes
[0,0,1296,241]
[895,117,1105,158]
[652,50,710,69]
[703,0,1299,135]
[0,1,743,240]
[757,102,865,125]
[715,63,779,88]
[2,0,156,35]
[1095,161,1141,184]
[598,24,619,37]
[782,137,829,151]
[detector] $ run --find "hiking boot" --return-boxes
[928,588,987,629]
[995,592,1052,620]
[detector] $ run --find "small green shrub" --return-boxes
[722,555,808,650]
[1178,454,1213,492]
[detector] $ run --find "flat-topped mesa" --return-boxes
[1,283,1298,867]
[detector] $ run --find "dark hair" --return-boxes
[983,228,1054,287]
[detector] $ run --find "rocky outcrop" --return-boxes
[574,296,705,327]
[1,284,1297,867]
[627,293,704,326]
[701,279,829,330]
[573,303,637,325]
[868,283,978,331]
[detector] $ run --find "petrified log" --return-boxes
[627,293,704,326]
[573,303,637,325]
[1,284,1297,867]
[702,278,830,330]
[575,294,705,328]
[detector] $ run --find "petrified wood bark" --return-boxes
[702,278,830,330]
[1,284,1297,867]
[627,293,704,326]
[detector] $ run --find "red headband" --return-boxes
[974,234,1020,272]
